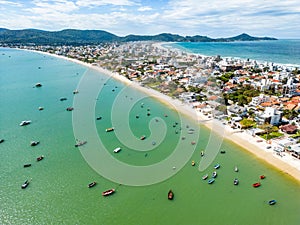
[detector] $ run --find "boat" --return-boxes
[191,141,196,145]
[260,175,266,179]
[208,178,215,184]
[36,155,44,161]
[73,89,79,94]
[252,182,261,188]
[38,107,44,111]
[152,141,156,145]
[202,174,208,180]
[136,115,139,118]
[106,127,114,132]
[212,171,217,178]
[75,140,87,147]
[234,166,239,172]
[88,181,97,188]
[102,188,115,196]
[96,116,102,120]
[23,164,31,168]
[214,164,220,169]
[200,151,204,157]
[113,147,121,153]
[140,135,146,140]
[0,139,4,143]
[220,150,226,154]
[21,179,30,189]
[268,200,276,205]
[60,97,67,101]
[66,107,74,111]
[20,120,31,126]
[168,190,174,200]
[35,83,42,87]
[30,141,39,146]
[191,161,195,166]
[234,178,239,185]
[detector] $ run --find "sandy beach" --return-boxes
[32,49,300,184]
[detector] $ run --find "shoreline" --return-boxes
[30,48,300,184]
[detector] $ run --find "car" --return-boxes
[266,145,272,149]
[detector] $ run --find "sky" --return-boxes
[0,0,299,38]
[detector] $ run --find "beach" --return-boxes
[31,48,300,184]
[2,47,300,225]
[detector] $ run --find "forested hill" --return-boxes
[0,28,277,45]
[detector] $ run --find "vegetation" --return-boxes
[240,118,256,128]
[223,85,260,106]
[0,28,277,45]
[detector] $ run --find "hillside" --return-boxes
[0,28,277,45]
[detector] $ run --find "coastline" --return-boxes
[30,48,300,184]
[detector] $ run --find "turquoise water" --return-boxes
[0,48,300,225]
[166,39,300,66]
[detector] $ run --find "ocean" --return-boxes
[165,39,300,66]
[0,46,300,225]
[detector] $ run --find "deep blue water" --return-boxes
[166,40,300,66]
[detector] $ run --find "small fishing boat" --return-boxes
[268,200,276,205]
[234,166,239,172]
[200,151,204,157]
[35,83,42,87]
[88,181,97,188]
[214,164,220,169]
[191,161,195,166]
[23,164,31,168]
[66,107,74,111]
[102,189,115,196]
[0,139,4,143]
[113,147,121,153]
[202,174,208,180]
[20,120,31,126]
[220,150,226,154]
[260,175,266,179]
[30,141,39,146]
[234,178,239,185]
[96,116,102,120]
[106,127,114,132]
[60,97,67,101]
[136,115,139,119]
[208,178,215,184]
[212,171,217,178]
[75,140,87,147]
[21,179,30,189]
[168,190,174,200]
[38,107,44,111]
[73,89,79,94]
[252,182,261,188]
[140,135,146,140]
[191,141,196,145]
[36,155,44,161]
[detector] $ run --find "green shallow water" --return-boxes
[0,48,300,225]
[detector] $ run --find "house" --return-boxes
[280,124,298,134]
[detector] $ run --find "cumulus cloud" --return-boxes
[137,6,152,12]
[75,0,136,7]
[0,0,299,38]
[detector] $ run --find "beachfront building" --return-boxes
[255,107,282,125]
[288,144,300,159]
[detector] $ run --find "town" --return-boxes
[5,41,300,160]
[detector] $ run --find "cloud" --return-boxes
[137,6,152,12]
[0,0,299,38]
[0,0,22,7]
[75,0,136,7]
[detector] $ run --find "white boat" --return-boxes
[234,166,239,172]
[20,120,31,126]
[113,147,121,153]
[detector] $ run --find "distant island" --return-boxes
[0,28,277,45]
